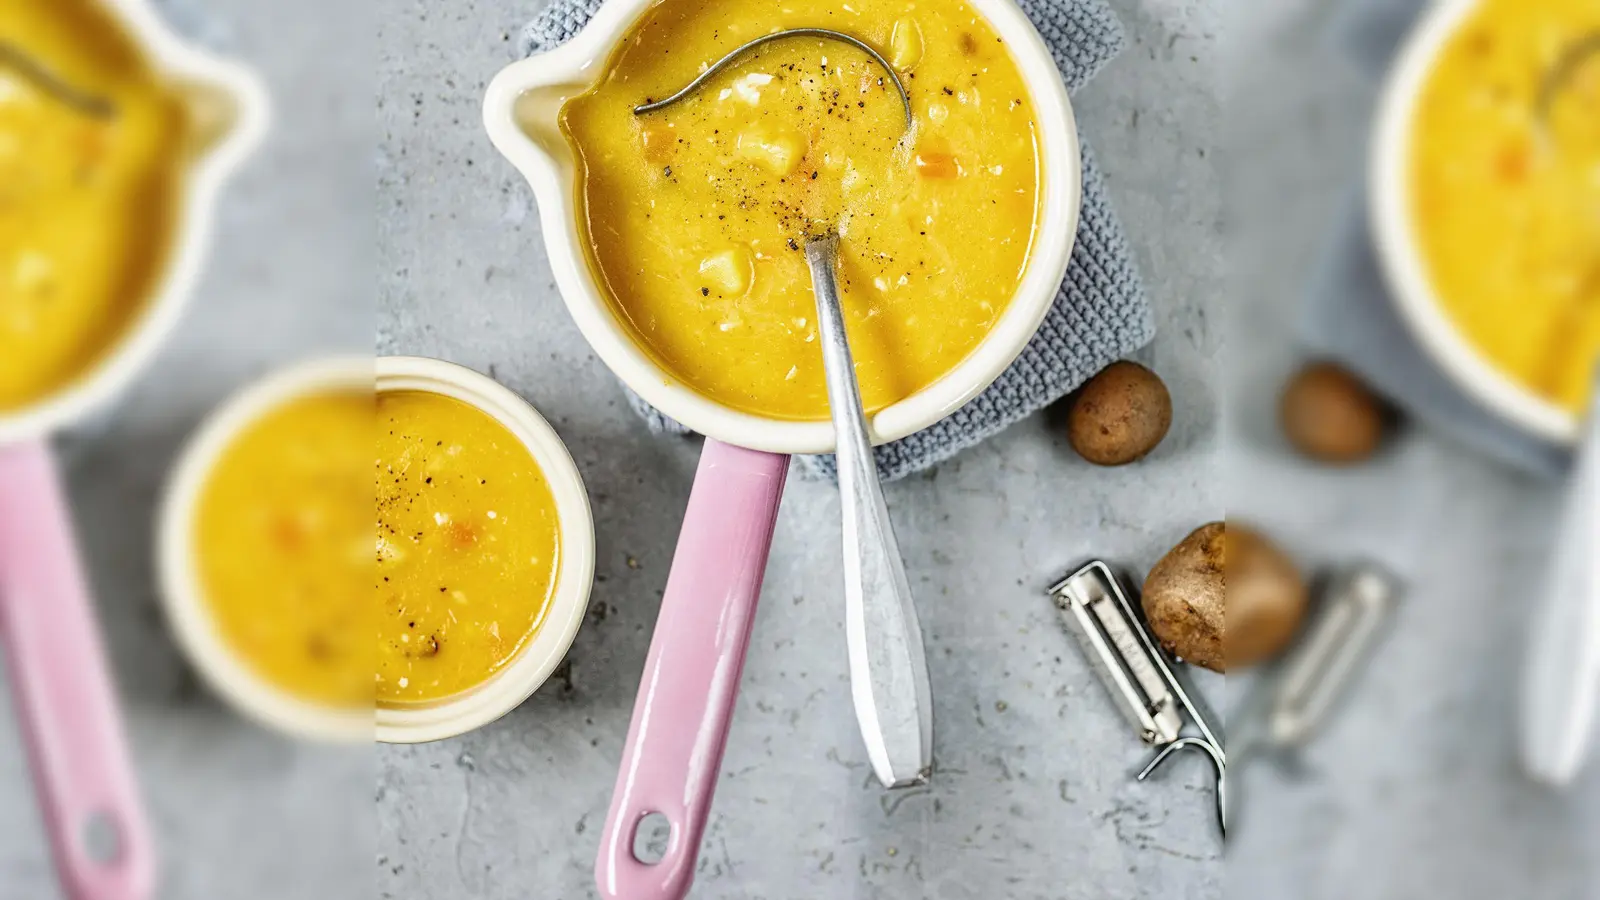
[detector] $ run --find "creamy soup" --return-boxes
[562,0,1041,419]
[0,0,187,410]
[194,389,373,709]
[376,391,562,703]
[1410,0,1600,411]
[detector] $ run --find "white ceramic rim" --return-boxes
[1369,0,1578,444]
[157,356,597,744]
[371,357,596,744]
[484,0,1081,455]
[0,0,270,446]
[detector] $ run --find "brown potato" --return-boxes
[1140,521,1308,672]
[1225,523,1307,669]
[1279,362,1387,464]
[1067,360,1172,466]
[1142,523,1225,672]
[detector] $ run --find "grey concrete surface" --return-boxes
[374,1,1222,899]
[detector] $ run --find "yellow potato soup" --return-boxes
[562,0,1041,419]
[1409,0,1600,411]
[376,390,562,704]
[195,389,373,710]
[0,0,188,410]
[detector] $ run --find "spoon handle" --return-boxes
[805,235,933,788]
[1521,368,1600,785]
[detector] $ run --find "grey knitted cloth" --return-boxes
[522,0,1152,482]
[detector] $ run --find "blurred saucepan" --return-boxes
[1370,0,1599,444]
[0,1,265,897]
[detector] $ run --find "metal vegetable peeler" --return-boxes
[1049,561,1227,837]
[1227,563,1402,831]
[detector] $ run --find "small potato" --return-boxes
[698,245,754,296]
[1225,522,1307,669]
[1279,361,1387,464]
[889,17,924,71]
[735,129,807,177]
[1142,522,1308,672]
[1142,523,1224,672]
[1067,360,1172,466]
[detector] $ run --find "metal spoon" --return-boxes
[806,234,933,788]
[1522,365,1600,785]
[635,29,931,787]
[0,41,115,119]
[1535,30,1600,130]
[1519,34,1600,785]
[633,28,912,127]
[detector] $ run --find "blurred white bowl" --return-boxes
[158,358,374,742]
[158,356,596,743]
[1369,0,1579,444]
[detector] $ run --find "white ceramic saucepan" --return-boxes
[0,3,265,898]
[484,2,1080,897]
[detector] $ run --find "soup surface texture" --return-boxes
[0,0,187,410]
[376,390,562,703]
[1409,0,1600,411]
[195,389,372,709]
[562,0,1041,419]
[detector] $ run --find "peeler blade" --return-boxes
[1051,561,1228,838]
[1265,564,1402,749]
[1050,561,1184,746]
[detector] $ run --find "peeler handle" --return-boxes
[595,439,788,900]
[0,440,155,900]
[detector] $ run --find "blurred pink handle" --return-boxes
[0,441,154,900]
[595,440,789,900]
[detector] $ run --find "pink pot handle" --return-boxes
[0,441,155,900]
[595,439,789,900]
